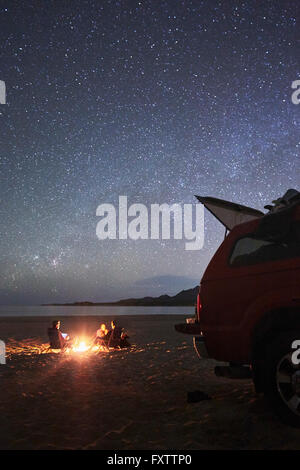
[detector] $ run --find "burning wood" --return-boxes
[71,338,108,353]
[72,339,90,353]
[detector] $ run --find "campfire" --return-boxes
[70,337,107,354]
[72,340,89,353]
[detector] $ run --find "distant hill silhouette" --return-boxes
[43,286,198,307]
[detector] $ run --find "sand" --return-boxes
[0,314,300,450]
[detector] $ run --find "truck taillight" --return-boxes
[196,292,202,320]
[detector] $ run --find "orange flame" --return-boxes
[73,339,89,353]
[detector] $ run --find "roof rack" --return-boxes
[264,189,300,213]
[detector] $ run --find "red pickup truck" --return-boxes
[176,189,300,426]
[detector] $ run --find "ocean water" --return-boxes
[0,305,194,317]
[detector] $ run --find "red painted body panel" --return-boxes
[198,205,300,363]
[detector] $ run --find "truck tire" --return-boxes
[264,331,300,427]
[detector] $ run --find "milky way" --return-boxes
[0,0,299,304]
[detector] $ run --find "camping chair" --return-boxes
[108,327,123,349]
[47,328,67,352]
[94,334,109,351]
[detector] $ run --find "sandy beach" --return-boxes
[0,314,300,450]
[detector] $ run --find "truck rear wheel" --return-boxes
[264,332,300,427]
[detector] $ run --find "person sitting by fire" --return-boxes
[48,320,72,350]
[120,331,131,349]
[107,320,130,349]
[95,323,109,346]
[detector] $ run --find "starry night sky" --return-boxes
[0,0,299,305]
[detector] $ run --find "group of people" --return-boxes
[94,320,130,349]
[47,319,130,351]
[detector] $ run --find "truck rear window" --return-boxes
[229,222,300,267]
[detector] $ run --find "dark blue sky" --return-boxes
[0,0,299,304]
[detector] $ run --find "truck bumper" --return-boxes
[174,320,201,335]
